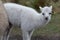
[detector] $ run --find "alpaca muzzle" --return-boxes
[45,17,48,20]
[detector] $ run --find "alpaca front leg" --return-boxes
[2,33,10,40]
[22,31,30,40]
[29,29,34,38]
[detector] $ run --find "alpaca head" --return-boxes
[39,6,52,21]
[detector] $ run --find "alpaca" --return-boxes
[0,1,9,40]
[4,3,52,40]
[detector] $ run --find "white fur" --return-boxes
[4,3,52,40]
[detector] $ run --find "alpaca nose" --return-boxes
[45,17,48,20]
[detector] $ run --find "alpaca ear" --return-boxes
[39,6,43,11]
[50,6,52,9]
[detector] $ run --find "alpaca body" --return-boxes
[4,3,48,31]
[4,3,52,40]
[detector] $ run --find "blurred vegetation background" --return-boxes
[1,0,60,39]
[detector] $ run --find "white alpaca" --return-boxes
[4,3,52,40]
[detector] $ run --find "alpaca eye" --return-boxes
[42,13,45,15]
[49,13,51,14]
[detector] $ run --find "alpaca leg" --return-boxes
[29,29,34,38]
[2,22,12,40]
[22,31,30,40]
